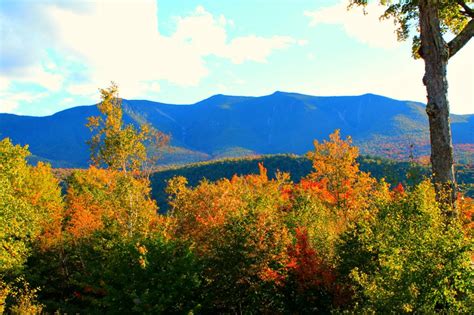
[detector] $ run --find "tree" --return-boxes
[349,0,474,212]
[306,130,377,222]
[0,138,62,274]
[87,83,169,173]
[338,181,473,312]
[65,167,161,239]
[0,138,62,312]
[166,166,293,313]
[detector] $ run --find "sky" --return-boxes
[0,0,473,116]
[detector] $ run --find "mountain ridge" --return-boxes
[1,92,473,167]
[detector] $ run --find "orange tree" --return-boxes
[165,132,386,313]
[64,167,162,240]
[306,130,379,223]
[167,164,293,312]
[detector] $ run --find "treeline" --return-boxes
[150,154,474,212]
[1,130,473,313]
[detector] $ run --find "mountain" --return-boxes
[1,92,473,167]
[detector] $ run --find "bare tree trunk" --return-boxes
[419,0,457,214]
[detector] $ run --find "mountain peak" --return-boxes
[1,92,472,168]
[270,90,296,96]
[268,91,308,99]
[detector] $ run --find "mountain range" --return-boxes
[1,92,473,168]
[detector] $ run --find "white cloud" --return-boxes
[147,82,161,92]
[0,99,19,114]
[29,66,64,91]
[0,0,89,88]
[60,97,74,106]
[0,91,48,114]
[297,39,309,46]
[305,1,399,49]
[171,6,297,64]
[304,1,473,114]
[5,66,64,92]
[0,68,52,114]
[66,83,101,98]
[1,1,298,102]
[0,77,10,91]
[447,41,474,114]
[46,0,208,91]
[224,35,296,64]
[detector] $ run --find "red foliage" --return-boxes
[393,183,405,195]
[287,227,334,289]
[280,186,293,201]
[286,227,352,306]
[260,267,286,287]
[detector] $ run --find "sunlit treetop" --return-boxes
[87,83,169,173]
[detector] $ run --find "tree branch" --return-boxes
[456,0,474,18]
[448,18,474,59]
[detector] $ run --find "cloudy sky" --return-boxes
[1,0,473,116]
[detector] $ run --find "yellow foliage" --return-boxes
[65,167,161,239]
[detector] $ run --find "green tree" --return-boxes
[87,83,169,173]
[0,138,63,312]
[338,181,473,313]
[0,138,62,275]
[350,0,474,212]
[98,236,202,313]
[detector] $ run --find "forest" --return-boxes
[147,154,474,213]
[2,0,474,313]
[1,86,473,313]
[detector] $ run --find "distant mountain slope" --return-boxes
[1,92,473,167]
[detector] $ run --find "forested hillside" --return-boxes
[2,0,474,313]
[2,130,472,313]
[1,92,473,167]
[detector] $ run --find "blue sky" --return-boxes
[1,0,473,116]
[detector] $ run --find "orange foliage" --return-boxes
[64,166,161,239]
[297,178,337,204]
[458,195,474,238]
[393,183,405,194]
[21,162,65,250]
[167,164,291,254]
[66,191,105,238]
[260,266,286,286]
[306,130,377,223]
[390,182,407,202]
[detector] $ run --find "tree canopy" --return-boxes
[87,83,169,172]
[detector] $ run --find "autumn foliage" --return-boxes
[1,128,472,313]
[65,166,160,239]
